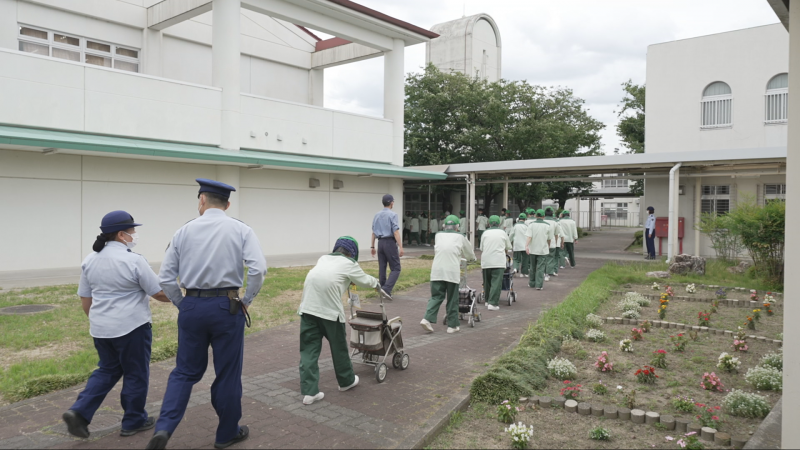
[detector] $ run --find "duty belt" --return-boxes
[185,287,240,297]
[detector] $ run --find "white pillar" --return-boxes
[469,173,476,246]
[502,178,509,210]
[383,38,405,167]
[309,68,324,107]
[212,0,241,151]
[694,177,701,256]
[782,5,800,447]
[0,1,18,50]
[672,167,681,258]
[576,195,581,227]
[142,28,163,77]
[216,165,240,218]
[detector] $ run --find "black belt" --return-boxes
[377,236,394,240]
[185,287,240,297]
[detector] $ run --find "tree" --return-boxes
[615,80,645,196]
[405,65,604,210]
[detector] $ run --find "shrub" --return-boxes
[622,309,640,320]
[547,357,577,380]
[619,339,633,352]
[695,211,745,262]
[722,389,771,418]
[640,320,651,332]
[505,422,534,450]
[624,291,650,307]
[670,334,688,352]
[650,349,667,369]
[672,395,696,413]
[717,352,741,372]
[589,426,611,441]
[585,313,604,328]
[732,339,749,352]
[560,380,582,400]
[560,336,584,355]
[593,351,613,372]
[700,372,724,392]
[760,350,783,372]
[618,297,642,314]
[497,399,520,424]
[697,311,711,327]
[635,365,659,384]
[696,404,722,430]
[630,328,644,341]
[593,382,608,395]
[727,198,785,284]
[633,230,643,246]
[745,366,782,391]
[586,329,606,342]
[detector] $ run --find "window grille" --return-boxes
[765,73,788,124]
[701,82,732,129]
[701,185,731,214]
[18,25,139,73]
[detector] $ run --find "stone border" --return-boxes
[523,396,752,449]
[599,316,783,346]
[610,290,778,309]
[617,283,782,296]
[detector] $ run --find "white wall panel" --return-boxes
[240,95,333,156]
[85,67,221,109]
[0,177,82,271]
[82,155,216,185]
[162,36,212,86]
[330,191,389,253]
[0,77,85,131]
[328,174,391,194]
[18,1,143,47]
[249,57,310,102]
[0,149,82,180]
[0,0,18,51]
[332,112,393,163]
[241,168,330,191]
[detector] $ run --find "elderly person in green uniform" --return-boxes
[409,213,420,245]
[420,215,476,334]
[296,237,385,405]
[559,210,578,267]
[542,207,563,279]
[428,214,439,246]
[459,210,468,237]
[502,210,514,235]
[419,212,428,246]
[523,208,537,278]
[509,213,529,278]
[525,210,553,290]
[476,209,488,242]
[480,216,512,311]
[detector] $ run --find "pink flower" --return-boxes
[686,432,697,436]
[665,436,674,441]
[677,439,687,448]
[712,415,719,420]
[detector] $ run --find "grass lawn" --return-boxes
[432,259,782,449]
[0,257,433,404]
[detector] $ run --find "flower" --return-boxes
[712,415,719,420]
[677,439,687,448]
[564,380,571,384]
[617,385,623,390]
[665,436,674,441]
[686,432,697,436]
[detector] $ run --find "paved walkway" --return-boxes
[0,230,636,449]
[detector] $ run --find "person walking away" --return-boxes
[403,211,411,244]
[509,213,529,278]
[459,210,469,237]
[370,194,404,296]
[560,210,579,267]
[525,210,553,290]
[645,206,656,260]
[556,213,568,270]
[297,237,386,405]
[419,212,428,246]
[147,179,267,450]
[420,215,476,334]
[409,213,420,245]
[502,210,514,235]
[63,211,170,440]
[428,213,439,246]
[476,208,488,242]
[542,208,562,279]
[523,208,537,279]
[480,216,512,311]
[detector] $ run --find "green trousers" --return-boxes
[299,313,355,396]
[476,230,484,242]
[512,251,528,274]
[482,268,504,306]
[409,232,420,245]
[428,232,436,245]
[565,242,575,267]
[546,248,558,275]
[424,281,460,328]
[528,254,547,288]
[420,230,427,244]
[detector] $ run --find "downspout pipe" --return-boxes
[667,162,682,263]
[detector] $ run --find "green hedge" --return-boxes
[633,230,644,246]
[469,263,619,404]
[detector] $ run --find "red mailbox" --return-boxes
[655,217,684,255]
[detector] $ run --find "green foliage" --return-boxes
[633,230,644,246]
[592,383,608,395]
[7,373,92,402]
[694,212,745,262]
[672,396,696,413]
[589,426,611,441]
[722,389,771,418]
[151,340,178,362]
[726,198,785,284]
[496,400,519,424]
[615,80,645,195]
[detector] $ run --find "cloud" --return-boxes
[324,0,779,153]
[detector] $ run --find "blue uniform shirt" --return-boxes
[372,208,400,238]
[159,208,267,306]
[645,214,656,234]
[78,241,162,339]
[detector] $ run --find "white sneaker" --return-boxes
[446,327,460,334]
[420,319,434,332]
[559,266,565,269]
[537,287,543,290]
[545,275,550,282]
[487,304,500,311]
[339,375,359,392]
[552,273,559,277]
[303,392,324,405]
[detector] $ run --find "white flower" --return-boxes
[617,385,623,390]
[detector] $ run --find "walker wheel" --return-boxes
[375,363,388,383]
[399,353,410,370]
[476,312,482,322]
[511,292,517,303]
[392,352,403,369]
[507,295,512,307]
[469,316,475,327]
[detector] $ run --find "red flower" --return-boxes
[696,403,706,407]
[644,370,650,375]
[714,406,721,410]
[712,415,720,421]
[563,380,571,384]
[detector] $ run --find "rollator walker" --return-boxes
[458,258,482,327]
[347,288,409,383]
[477,253,517,306]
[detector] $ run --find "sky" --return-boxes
[321,0,780,154]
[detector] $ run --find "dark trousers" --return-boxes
[70,323,151,430]
[299,314,355,396]
[565,242,576,267]
[378,238,401,294]
[546,248,558,275]
[512,251,528,274]
[424,281,460,328]
[155,296,245,444]
[645,232,656,259]
[528,254,547,288]
[482,268,504,306]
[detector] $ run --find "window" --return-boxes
[17,25,139,73]
[602,179,628,188]
[601,202,628,220]
[701,82,732,129]
[765,73,788,124]
[764,184,786,202]
[701,185,731,214]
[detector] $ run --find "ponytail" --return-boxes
[92,232,118,252]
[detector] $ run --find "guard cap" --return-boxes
[100,210,142,233]
[196,178,236,199]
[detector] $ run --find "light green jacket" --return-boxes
[509,222,529,252]
[479,228,512,269]
[560,218,579,243]
[459,217,469,235]
[429,218,439,233]
[502,217,514,234]
[476,215,489,231]
[432,231,476,284]
[525,219,553,255]
[543,218,564,249]
[298,254,378,323]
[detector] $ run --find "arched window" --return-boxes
[765,73,788,124]
[701,82,732,128]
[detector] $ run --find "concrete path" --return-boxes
[0,229,636,449]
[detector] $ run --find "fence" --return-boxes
[572,211,642,230]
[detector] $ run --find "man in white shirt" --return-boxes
[559,210,579,267]
[480,216,512,311]
[428,214,439,246]
[410,213,420,245]
[509,213,529,277]
[502,210,515,235]
[525,210,553,290]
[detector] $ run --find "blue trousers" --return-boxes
[645,232,656,259]
[377,238,401,294]
[154,296,245,443]
[70,323,151,430]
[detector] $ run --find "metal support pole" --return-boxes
[694,177,701,256]
[576,195,581,228]
[469,173,476,247]
[502,177,509,210]
[667,162,682,263]
[427,183,432,244]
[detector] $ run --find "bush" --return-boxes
[744,366,782,391]
[585,313,604,328]
[726,198,785,284]
[722,389,771,418]
[694,212,745,262]
[672,395,696,413]
[717,352,741,372]
[760,350,783,372]
[7,373,92,402]
[586,329,606,342]
[547,357,577,380]
[151,340,179,362]
[624,291,650,307]
[617,297,642,314]
[621,310,640,320]
[589,426,611,441]
[560,336,583,355]
[633,230,644,246]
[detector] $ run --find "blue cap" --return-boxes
[647,206,654,211]
[100,210,142,233]
[196,178,236,199]
[382,194,394,204]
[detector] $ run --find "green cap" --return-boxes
[562,210,570,216]
[536,209,545,217]
[518,213,527,219]
[489,215,501,225]
[525,208,534,215]
[444,214,460,226]
[545,207,553,214]
[460,210,465,215]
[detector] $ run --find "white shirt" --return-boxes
[509,222,529,252]
[645,214,656,233]
[480,228,512,269]
[420,217,428,231]
[543,217,562,249]
[476,215,489,231]
[525,219,553,256]
[429,218,439,233]
[431,231,476,284]
[560,218,579,243]
[297,254,378,323]
[159,208,267,306]
[78,242,162,338]
[502,217,514,234]
[459,217,469,235]
[411,217,420,233]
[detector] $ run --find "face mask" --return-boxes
[123,232,139,249]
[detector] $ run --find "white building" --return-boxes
[0,0,445,273]
[643,24,788,257]
[426,13,501,82]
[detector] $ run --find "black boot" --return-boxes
[214,425,249,449]
[120,416,156,437]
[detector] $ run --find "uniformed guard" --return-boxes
[420,215,476,334]
[560,211,579,268]
[428,213,439,246]
[63,211,170,440]
[476,208,488,242]
[542,207,563,280]
[645,206,656,260]
[525,210,553,290]
[480,216,512,311]
[297,237,384,405]
[147,179,267,450]
[509,213,529,278]
[410,213,420,245]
